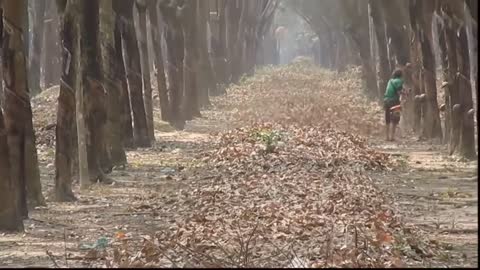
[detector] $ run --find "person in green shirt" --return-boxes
[384,69,406,141]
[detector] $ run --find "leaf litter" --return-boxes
[25,62,448,268]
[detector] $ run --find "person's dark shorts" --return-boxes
[384,99,401,124]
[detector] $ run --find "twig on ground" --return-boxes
[112,212,152,217]
[208,238,238,266]
[145,238,179,268]
[171,239,228,267]
[288,241,307,268]
[46,250,60,268]
[63,228,68,267]
[243,221,260,267]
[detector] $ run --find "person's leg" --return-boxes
[390,123,397,141]
[390,103,401,141]
[384,102,392,141]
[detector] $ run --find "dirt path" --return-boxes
[0,117,223,267]
[372,139,478,268]
[1,65,477,267]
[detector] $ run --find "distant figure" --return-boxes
[384,69,407,142]
[275,26,288,64]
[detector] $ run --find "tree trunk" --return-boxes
[0,105,24,231]
[147,1,170,122]
[54,0,77,202]
[42,1,61,89]
[101,0,127,167]
[436,18,450,144]
[378,0,411,66]
[334,33,348,72]
[117,0,151,147]
[226,0,242,83]
[465,1,477,152]
[181,0,201,121]
[159,1,186,130]
[369,0,390,99]
[457,27,476,159]
[2,0,33,219]
[216,0,229,85]
[81,0,112,183]
[0,102,23,231]
[28,0,46,95]
[409,38,423,134]
[113,9,134,149]
[136,1,155,142]
[197,0,216,104]
[0,66,3,109]
[414,1,442,140]
[342,0,379,99]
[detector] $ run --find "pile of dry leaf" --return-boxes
[90,64,441,267]
[31,85,60,147]
[210,60,384,137]
[97,123,436,268]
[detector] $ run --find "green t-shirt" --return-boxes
[384,78,404,102]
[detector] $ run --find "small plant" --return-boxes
[252,129,282,153]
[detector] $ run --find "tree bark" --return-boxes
[457,27,476,159]
[411,0,442,140]
[147,0,170,122]
[225,0,242,83]
[2,0,33,219]
[369,0,390,99]
[378,0,411,66]
[136,0,155,142]
[80,0,113,184]
[0,103,24,231]
[28,0,46,95]
[159,1,186,130]
[342,0,379,99]
[436,18,450,144]
[116,0,151,147]
[101,0,127,167]
[42,1,61,89]
[197,0,215,104]
[181,0,201,121]
[54,0,77,201]
[216,0,229,85]
[113,7,134,149]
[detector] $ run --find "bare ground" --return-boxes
[0,65,477,268]
[371,139,478,268]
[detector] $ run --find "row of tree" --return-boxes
[0,0,278,231]
[290,0,477,159]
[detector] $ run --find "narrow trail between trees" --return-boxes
[372,140,478,267]
[0,63,477,268]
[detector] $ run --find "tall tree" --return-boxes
[136,0,155,142]
[196,0,214,106]
[2,0,35,219]
[113,3,134,148]
[340,0,378,99]
[225,0,242,83]
[147,0,170,122]
[100,0,127,167]
[369,0,390,99]
[181,0,201,120]
[0,3,24,226]
[80,0,113,184]
[410,0,443,140]
[0,107,23,231]
[54,0,77,201]
[28,0,46,95]
[115,0,151,147]
[159,0,186,130]
[42,0,61,89]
